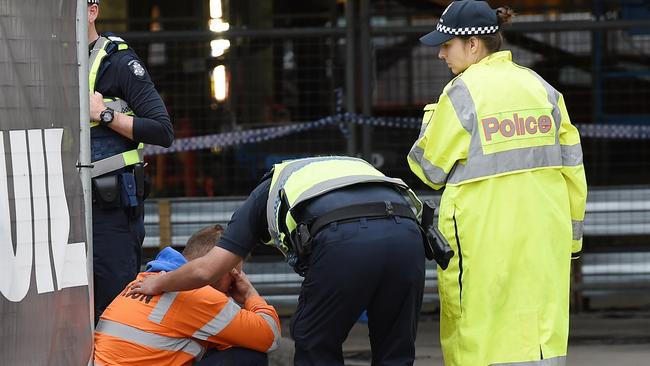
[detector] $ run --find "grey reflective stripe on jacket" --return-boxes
[417,104,436,140]
[192,299,241,340]
[446,78,475,134]
[259,312,281,351]
[418,122,429,140]
[529,69,562,146]
[572,220,584,241]
[90,145,144,178]
[561,144,583,166]
[89,37,111,85]
[528,68,584,168]
[147,292,179,323]
[489,355,566,366]
[448,145,563,184]
[188,298,280,352]
[442,74,571,185]
[293,174,410,205]
[408,145,449,185]
[96,319,205,358]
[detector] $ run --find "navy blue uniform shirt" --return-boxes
[91,36,173,148]
[218,180,408,258]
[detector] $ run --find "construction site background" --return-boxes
[98,1,650,363]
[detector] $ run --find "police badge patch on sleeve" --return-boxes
[128,60,146,79]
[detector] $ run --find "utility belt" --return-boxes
[288,200,453,275]
[92,163,147,212]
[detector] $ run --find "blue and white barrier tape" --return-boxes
[144,115,346,156]
[143,114,650,156]
[577,123,650,140]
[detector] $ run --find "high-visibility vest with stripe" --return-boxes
[94,273,281,366]
[89,35,143,178]
[265,156,422,256]
[407,51,587,366]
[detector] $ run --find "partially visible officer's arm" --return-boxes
[107,53,173,147]
[557,93,587,258]
[407,83,470,190]
[218,179,271,257]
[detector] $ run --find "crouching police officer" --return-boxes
[87,0,173,322]
[130,156,427,366]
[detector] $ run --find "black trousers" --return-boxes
[92,204,144,322]
[195,348,268,366]
[290,216,425,366]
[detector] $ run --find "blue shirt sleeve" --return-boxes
[218,179,271,258]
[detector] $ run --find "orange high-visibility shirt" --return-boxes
[94,273,281,366]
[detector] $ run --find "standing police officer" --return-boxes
[130,156,427,366]
[87,0,173,321]
[408,1,587,365]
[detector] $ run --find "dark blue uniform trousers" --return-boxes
[290,216,425,366]
[195,348,268,366]
[93,204,145,322]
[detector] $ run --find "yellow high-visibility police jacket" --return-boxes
[265,156,422,257]
[88,35,143,178]
[407,51,587,366]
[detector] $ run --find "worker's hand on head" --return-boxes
[127,272,165,296]
[228,270,259,304]
[89,91,106,121]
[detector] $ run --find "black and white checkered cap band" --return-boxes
[88,0,100,4]
[436,23,499,36]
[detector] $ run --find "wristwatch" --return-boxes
[99,107,115,125]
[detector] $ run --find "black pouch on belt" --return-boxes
[132,163,146,217]
[421,199,454,269]
[92,175,121,208]
[133,163,145,199]
[294,223,313,259]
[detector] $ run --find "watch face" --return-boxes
[100,109,114,123]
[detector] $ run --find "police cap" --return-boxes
[420,0,498,47]
[88,0,100,4]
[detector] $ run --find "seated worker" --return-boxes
[94,225,280,366]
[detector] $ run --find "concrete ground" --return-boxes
[271,311,650,366]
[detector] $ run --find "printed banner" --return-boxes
[0,1,92,365]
